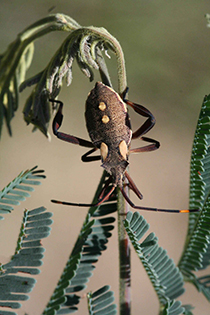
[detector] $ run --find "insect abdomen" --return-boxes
[85,82,132,148]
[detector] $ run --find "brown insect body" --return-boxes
[50,82,199,213]
[85,82,132,187]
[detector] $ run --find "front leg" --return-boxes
[81,147,101,162]
[124,99,156,139]
[50,99,94,148]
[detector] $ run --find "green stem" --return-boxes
[87,26,127,95]
[18,14,81,40]
[96,45,130,314]
[117,186,131,315]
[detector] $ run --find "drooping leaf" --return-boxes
[20,19,126,137]
[21,26,114,137]
[0,14,80,138]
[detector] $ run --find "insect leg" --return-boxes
[130,136,160,153]
[51,184,116,208]
[124,171,143,200]
[119,186,199,213]
[124,100,156,139]
[50,99,94,148]
[81,148,101,162]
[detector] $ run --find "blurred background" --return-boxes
[0,0,210,314]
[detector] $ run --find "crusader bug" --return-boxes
[50,82,198,213]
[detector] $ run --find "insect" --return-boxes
[50,82,198,213]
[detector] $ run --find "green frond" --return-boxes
[0,310,17,315]
[124,211,185,310]
[0,166,45,220]
[179,192,210,272]
[0,206,53,314]
[43,215,94,314]
[161,300,185,315]
[42,171,117,314]
[181,270,210,302]
[0,14,77,138]
[20,17,126,137]
[183,305,194,315]
[188,94,210,232]
[178,95,210,300]
[0,42,34,137]
[196,275,210,300]
[87,285,117,315]
[0,14,125,138]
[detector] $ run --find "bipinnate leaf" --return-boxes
[0,166,45,220]
[0,13,78,138]
[0,206,53,314]
[178,95,210,301]
[42,171,117,314]
[87,285,117,315]
[124,211,187,314]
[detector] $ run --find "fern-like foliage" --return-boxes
[0,14,77,137]
[19,16,124,138]
[161,300,185,315]
[87,285,117,315]
[42,171,117,314]
[0,206,53,315]
[178,94,210,300]
[43,214,94,314]
[0,166,45,220]
[0,13,122,139]
[182,304,194,315]
[124,211,187,315]
[0,42,34,137]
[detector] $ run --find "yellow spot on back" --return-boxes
[119,140,128,160]
[102,115,110,124]
[100,142,108,162]
[99,102,106,111]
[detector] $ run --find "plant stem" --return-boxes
[97,49,130,313]
[117,186,131,315]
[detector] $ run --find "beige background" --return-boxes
[0,0,210,314]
